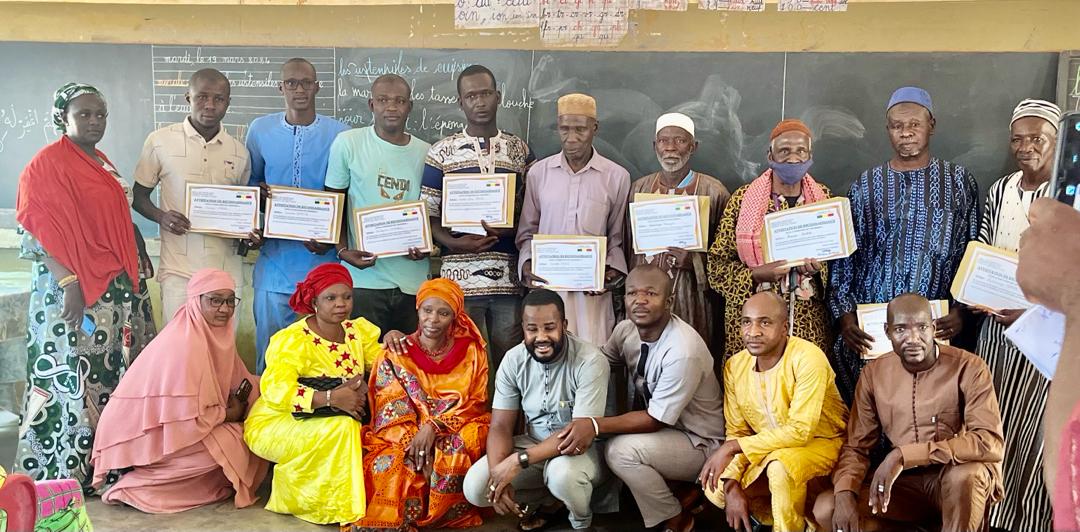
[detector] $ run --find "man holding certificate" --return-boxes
[828,87,979,403]
[707,119,834,359]
[243,58,350,373]
[628,113,729,358]
[517,93,631,346]
[421,65,535,391]
[972,98,1061,531]
[133,68,253,323]
[325,74,431,337]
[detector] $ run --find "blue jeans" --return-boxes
[465,294,523,398]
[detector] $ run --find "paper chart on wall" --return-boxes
[455,0,540,29]
[539,0,630,47]
[778,0,848,12]
[698,0,764,11]
[631,0,687,11]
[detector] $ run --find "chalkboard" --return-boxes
[0,43,1059,235]
[1058,50,1080,113]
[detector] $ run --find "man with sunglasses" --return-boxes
[244,57,349,373]
[558,264,723,532]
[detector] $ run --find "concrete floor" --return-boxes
[81,480,706,532]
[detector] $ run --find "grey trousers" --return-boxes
[464,434,605,529]
[605,429,708,528]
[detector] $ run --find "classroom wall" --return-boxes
[0,0,1078,53]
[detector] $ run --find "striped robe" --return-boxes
[977,171,1052,531]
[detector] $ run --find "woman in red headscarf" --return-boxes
[90,268,265,513]
[345,278,491,532]
[243,263,383,525]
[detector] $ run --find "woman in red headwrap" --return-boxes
[243,263,383,525]
[90,268,266,513]
[345,278,491,532]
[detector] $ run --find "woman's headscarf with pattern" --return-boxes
[52,82,104,133]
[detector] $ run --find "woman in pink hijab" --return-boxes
[89,268,267,513]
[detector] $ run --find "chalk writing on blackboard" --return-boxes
[698,0,763,11]
[1069,63,1080,111]
[539,0,629,47]
[632,0,687,11]
[778,0,848,11]
[0,106,57,154]
[455,0,540,28]
[151,46,336,142]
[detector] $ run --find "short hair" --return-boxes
[371,74,411,96]
[188,68,229,91]
[456,64,497,95]
[522,288,565,321]
[281,57,316,78]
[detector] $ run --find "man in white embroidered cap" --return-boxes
[973,97,1061,532]
[628,112,729,360]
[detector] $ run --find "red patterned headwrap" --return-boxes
[288,263,353,315]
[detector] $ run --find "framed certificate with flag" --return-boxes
[761,197,857,266]
[531,235,607,291]
[353,201,433,258]
[263,187,345,244]
[441,173,516,231]
[184,184,260,238]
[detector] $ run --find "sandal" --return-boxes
[518,505,569,532]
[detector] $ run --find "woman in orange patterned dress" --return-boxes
[346,278,490,532]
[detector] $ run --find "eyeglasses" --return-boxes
[203,295,241,308]
[282,79,317,91]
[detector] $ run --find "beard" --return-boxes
[657,153,690,173]
[525,336,566,363]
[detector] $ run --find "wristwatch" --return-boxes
[517,450,530,468]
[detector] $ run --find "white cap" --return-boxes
[656,112,695,138]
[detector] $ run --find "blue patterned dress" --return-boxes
[828,158,979,402]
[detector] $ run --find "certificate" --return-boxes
[531,235,606,291]
[857,299,948,359]
[353,201,433,258]
[628,196,704,254]
[950,241,1031,312]
[761,197,857,266]
[441,173,516,231]
[185,184,259,238]
[263,187,344,244]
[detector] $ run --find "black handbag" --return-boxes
[292,376,354,420]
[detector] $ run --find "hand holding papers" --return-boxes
[628,196,705,254]
[441,173,516,234]
[856,299,948,359]
[761,197,857,266]
[185,184,260,238]
[1005,305,1064,380]
[531,235,607,291]
[950,242,1031,313]
[353,202,433,258]
[263,187,345,244]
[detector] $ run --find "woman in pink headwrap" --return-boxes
[90,268,266,513]
[243,263,383,525]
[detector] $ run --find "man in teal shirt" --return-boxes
[246,58,349,373]
[325,74,431,335]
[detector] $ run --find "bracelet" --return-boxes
[325,389,332,408]
[58,274,78,288]
[589,416,600,436]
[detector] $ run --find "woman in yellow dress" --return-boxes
[244,263,382,525]
[347,278,490,532]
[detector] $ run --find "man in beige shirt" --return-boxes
[133,68,251,322]
[813,293,1004,532]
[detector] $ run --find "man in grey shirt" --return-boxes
[561,264,724,532]
[463,288,612,531]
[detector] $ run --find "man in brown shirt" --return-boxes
[812,293,1004,532]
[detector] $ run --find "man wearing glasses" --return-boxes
[244,58,350,373]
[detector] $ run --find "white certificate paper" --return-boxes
[762,197,856,265]
[263,187,344,244]
[629,196,704,254]
[531,235,606,291]
[950,242,1031,312]
[442,173,515,230]
[353,202,433,258]
[857,299,948,359]
[1005,305,1064,380]
[185,184,259,238]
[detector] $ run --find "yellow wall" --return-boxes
[0,0,1078,52]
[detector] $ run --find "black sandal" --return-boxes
[517,505,569,532]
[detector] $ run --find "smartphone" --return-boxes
[1048,111,1080,209]
[80,315,97,336]
[235,378,253,402]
